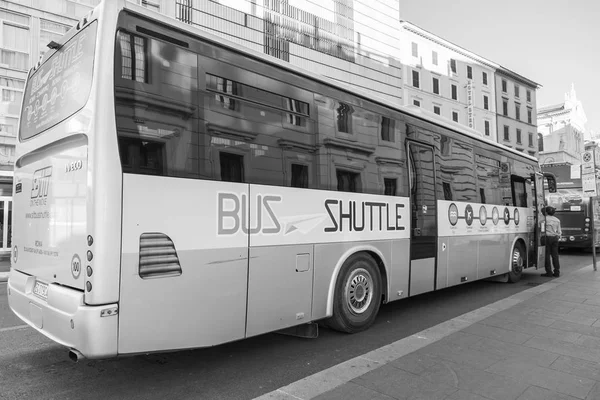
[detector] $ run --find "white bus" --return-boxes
[8,0,555,360]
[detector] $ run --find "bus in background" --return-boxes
[542,163,600,250]
[8,0,556,360]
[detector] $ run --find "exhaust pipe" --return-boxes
[68,349,84,362]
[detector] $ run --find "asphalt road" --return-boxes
[0,251,595,400]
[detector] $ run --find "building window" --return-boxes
[503,125,509,141]
[527,108,532,124]
[527,89,531,103]
[538,133,544,152]
[285,97,309,126]
[467,65,472,79]
[432,51,438,65]
[411,42,418,57]
[528,132,533,147]
[514,84,520,98]
[291,164,309,188]
[142,0,160,12]
[0,78,24,116]
[433,105,441,115]
[502,99,508,116]
[213,76,239,110]
[483,95,489,110]
[384,178,397,196]
[412,70,420,88]
[515,103,520,120]
[118,31,148,82]
[413,99,420,107]
[1,15,30,71]
[450,59,457,73]
[336,102,354,133]
[40,19,69,57]
[381,116,395,142]
[502,79,507,93]
[432,77,439,94]
[482,72,488,85]
[452,111,459,122]
[176,0,193,24]
[337,170,360,193]
[516,129,522,144]
[484,120,490,136]
[220,152,244,183]
[451,84,457,100]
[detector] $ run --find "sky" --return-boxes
[399,0,600,135]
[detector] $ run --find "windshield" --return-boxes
[19,21,97,140]
[547,188,587,212]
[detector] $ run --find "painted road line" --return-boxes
[252,268,585,400]
[0,325,28,333]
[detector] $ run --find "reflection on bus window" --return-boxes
[547,189,586,211]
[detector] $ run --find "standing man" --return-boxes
[543,206,562,277]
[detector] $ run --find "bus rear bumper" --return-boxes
[7,269,118,359]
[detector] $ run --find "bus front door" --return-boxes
[407,142,437,296]
[535,172,546,269]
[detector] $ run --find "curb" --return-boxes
[253,264,596,400]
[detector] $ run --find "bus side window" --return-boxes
[511,176,527,207]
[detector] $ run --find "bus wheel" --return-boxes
[327,253,382,333]
[508,243,525,283]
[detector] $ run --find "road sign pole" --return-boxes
[591,198,597,271]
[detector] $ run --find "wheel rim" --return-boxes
[512,246,524,274]
[344,268,374,314]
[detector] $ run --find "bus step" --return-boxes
[276,323,319,339]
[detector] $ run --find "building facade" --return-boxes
[397,22,498,141]
[537,84,587,165]
[495,70,540,157]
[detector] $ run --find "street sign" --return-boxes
[582,150,595,174]
[583,173,597,197]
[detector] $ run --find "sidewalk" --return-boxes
[257,265,600,400]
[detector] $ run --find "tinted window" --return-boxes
[21,21,98,140]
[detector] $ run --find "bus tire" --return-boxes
[327,253,382,334]
[508,242,525,283]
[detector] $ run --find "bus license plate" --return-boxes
[33,281,48,300]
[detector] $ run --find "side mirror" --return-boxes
[544,172,557,193]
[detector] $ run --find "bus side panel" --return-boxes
[246,244,314,338]
[478,235,512,277]
[118,175,248,354]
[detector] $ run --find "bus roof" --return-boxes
[121,1,537,164]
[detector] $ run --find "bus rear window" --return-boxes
[19,21,97,140]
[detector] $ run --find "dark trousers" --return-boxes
[545,236,560,275]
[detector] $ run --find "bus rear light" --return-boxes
[87,266,93,277]
[586,218,591,222]
[139,233,182,279]
[86,282,92,292]
[585,228,590,232]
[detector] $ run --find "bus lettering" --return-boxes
[324,199,404,233]
[217,192,282,235]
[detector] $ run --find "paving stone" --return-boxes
[550,355,600,382]
[550,320,600,338]
[573,333,600,349]
[389,351,439,375]
[525,309,598,326]
[420,359,529,400]
[312,381,398,400]
[486,358,596,399]
[516,385,582,400]
[489,309,557,327]
[462,323,533,344]
[421,341,505,370]
[445,389,492,400]
[470,337,560,367]
[583,298,600,307]
[585,382,600,400]
[548,300,600,313]
[441,331,485,348]
[524,336,600,363]
[352,365,457,400]
[498,320,581,343]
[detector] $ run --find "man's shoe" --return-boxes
[554,273,560,277]
[541,273,554,277]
